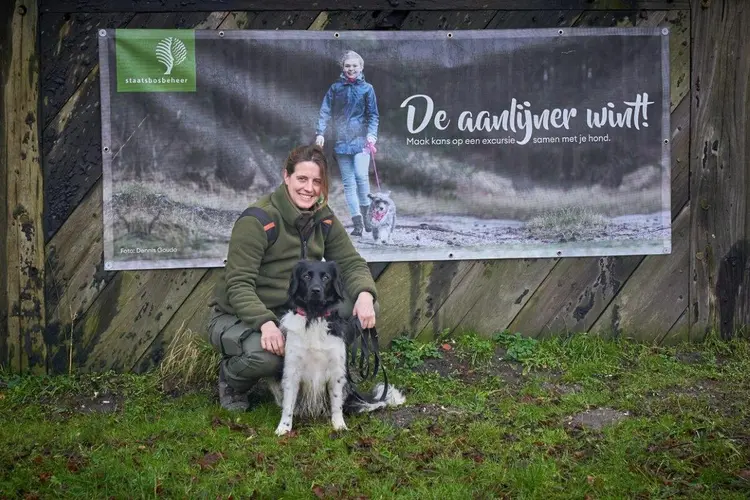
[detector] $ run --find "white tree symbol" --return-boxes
[155,37,188,75]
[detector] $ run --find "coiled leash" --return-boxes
[343,317,390,404]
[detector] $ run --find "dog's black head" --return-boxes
[287,259,346,318]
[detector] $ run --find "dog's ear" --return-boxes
[330,262,346,302]
[287,262,302,299]
[367,193,375,200]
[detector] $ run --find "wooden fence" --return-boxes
[2,0,748,374]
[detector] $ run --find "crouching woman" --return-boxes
[205,144,379,411]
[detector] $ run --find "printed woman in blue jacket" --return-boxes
[315,50,379,237]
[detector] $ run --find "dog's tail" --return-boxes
[344,382,406,414]
[372,382,406,406]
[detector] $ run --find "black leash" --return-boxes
[343,318,390,403]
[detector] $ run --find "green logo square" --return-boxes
[115,29,196,92]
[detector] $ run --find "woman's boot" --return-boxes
[351,215,364,236]
[360,205,372,232]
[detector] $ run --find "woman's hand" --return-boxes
[352,292,376,329]
[260,321,285,356]
[315,135,325,147]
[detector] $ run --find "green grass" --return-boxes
[2,331,750,499]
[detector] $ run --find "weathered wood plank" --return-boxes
[669,91,690,215]
[134,269,218,373]
[246,11,319,29]
[572,9,638,27]
[590,204,690,341]
[440,258,559,337]
[39,1,691,14]
[509,255,643,337]
[400,10,498,30]
[690,0,750,340]
[485,9,583,28]
[306,11,379,30]
[40,12,135,129]
[75,269,208,372]
[658,306,688,345]
[42,68,100,242]
[663,10,690,109]
[4,0,46,373]
[42,11,224,243]
[44,183,114,373]
[0,0,15,368]
[376,261,472,344]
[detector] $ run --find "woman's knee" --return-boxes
[222,334,283,391]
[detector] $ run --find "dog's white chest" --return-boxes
[282,314,344,357]
[278,313,347,417]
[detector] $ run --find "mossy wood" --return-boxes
[689,0,750,341]
[3,0,47,373]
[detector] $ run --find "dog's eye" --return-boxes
[302,273,312,281]
[321,274,330,282]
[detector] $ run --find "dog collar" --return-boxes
[295,307,331,318]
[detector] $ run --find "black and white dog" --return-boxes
[268,259,405,436]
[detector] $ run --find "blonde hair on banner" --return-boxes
[340,50,364,69]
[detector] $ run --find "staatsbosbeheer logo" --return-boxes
[115,29,196,92]
[155,37,188,75]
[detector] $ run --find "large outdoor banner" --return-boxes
[98,28,671,271]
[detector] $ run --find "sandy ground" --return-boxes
[347,211,671,261]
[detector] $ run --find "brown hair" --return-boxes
[284,144,330,202]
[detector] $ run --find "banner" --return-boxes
[98,28,671,271]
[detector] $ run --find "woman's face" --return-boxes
[284,161,323,210]
[342,57,362,79]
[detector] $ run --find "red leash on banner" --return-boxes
[364,142,381,191]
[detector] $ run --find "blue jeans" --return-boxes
[337,152,371,217]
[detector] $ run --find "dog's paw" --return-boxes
[275,422,292,436]
[331,416,348,431]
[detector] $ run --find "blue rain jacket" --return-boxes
[316,73,379,155]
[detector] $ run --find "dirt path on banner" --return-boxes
[349,213,669,250]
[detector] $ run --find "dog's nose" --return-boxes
[310,285,323,295]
